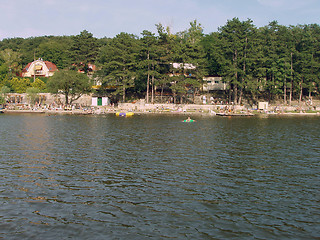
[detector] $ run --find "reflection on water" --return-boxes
[0,114,319,239]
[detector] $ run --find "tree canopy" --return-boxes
[46,69,92,104]
[0,19,319,104]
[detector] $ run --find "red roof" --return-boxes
[44,61,58,72]
[22,62,32,73]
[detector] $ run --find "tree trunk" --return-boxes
[151,74,154,104]
[146,51,150,103]
[193,89,196,104]
[123,85,126,102]
[151,63,155,104]
[65,92,69,105]
[239,36,247,105]
[309,87,311,99]
[284,77,287,105]
[308,52,314,100]
[161,85,164,103]
[238,88,243,105]
[233,49,238,104]
[289,52,293,105]
[271,71,275,101]
[233,84,238,104]
[228,87,232,105]
[299,77,303,105]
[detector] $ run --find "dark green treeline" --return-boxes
[0,18,319,104]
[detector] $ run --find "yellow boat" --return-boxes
[116,112,134,117]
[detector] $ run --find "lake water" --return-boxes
[0,113,319,239]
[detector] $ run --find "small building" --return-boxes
[22,59,58,78]
[258,102,268,110]
[203,76,228,91]
[92,96,110,106]
[171,62,196,70]
[76,63,96,75]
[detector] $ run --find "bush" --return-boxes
[26,87,40,104]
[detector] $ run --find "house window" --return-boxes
[215,81,220,84]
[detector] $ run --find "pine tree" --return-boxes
[71,30,99,73]
[97,33,139,102]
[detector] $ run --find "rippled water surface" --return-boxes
[1,113,319,239]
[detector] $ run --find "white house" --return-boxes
[22,59,58,78]
[203,76,228,91]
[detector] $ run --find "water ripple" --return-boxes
[0,114,319,239]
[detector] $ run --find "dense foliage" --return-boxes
[0,18,319,104]
[46,69,92,104]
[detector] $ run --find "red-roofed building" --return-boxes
[22,59,58,78]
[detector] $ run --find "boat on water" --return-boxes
[216,112,254,117]
[116,112,134,117]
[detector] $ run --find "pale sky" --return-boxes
[0,0,319,39]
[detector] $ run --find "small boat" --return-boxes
[116,112,134,117]
[216,112,254,116]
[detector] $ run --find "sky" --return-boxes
[0,0,319,40]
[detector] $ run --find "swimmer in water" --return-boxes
[183,117,196,122]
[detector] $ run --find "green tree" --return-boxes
[97,33,139,102]
[140,29,169,103]
[26,87,40,104]
[293,24,320,103]
[0,49,21,78]
[0,86,10,104]
[47,70,91,104]
[9,77,31,93]
[31,78,46,91]
[0,96,4,105]
[0,63,8,86]
[241,27,266,103]
[38,37,73,69]
[19,36,51,67]
[217,18,256,104]
[201,32,222,76]
[259,22,290,102]
[71,30,99,73]
[154,23,180,102]
[170,37,204,104]
[1,86,10,95]
[140,30,157,103]
[184,20,207,102]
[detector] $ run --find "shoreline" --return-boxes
[3,108,320,117]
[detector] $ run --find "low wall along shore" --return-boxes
[5,93,92,106]
[3,93,320,115]
[117,102,320,113]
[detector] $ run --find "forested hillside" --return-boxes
[1,18,319,104]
